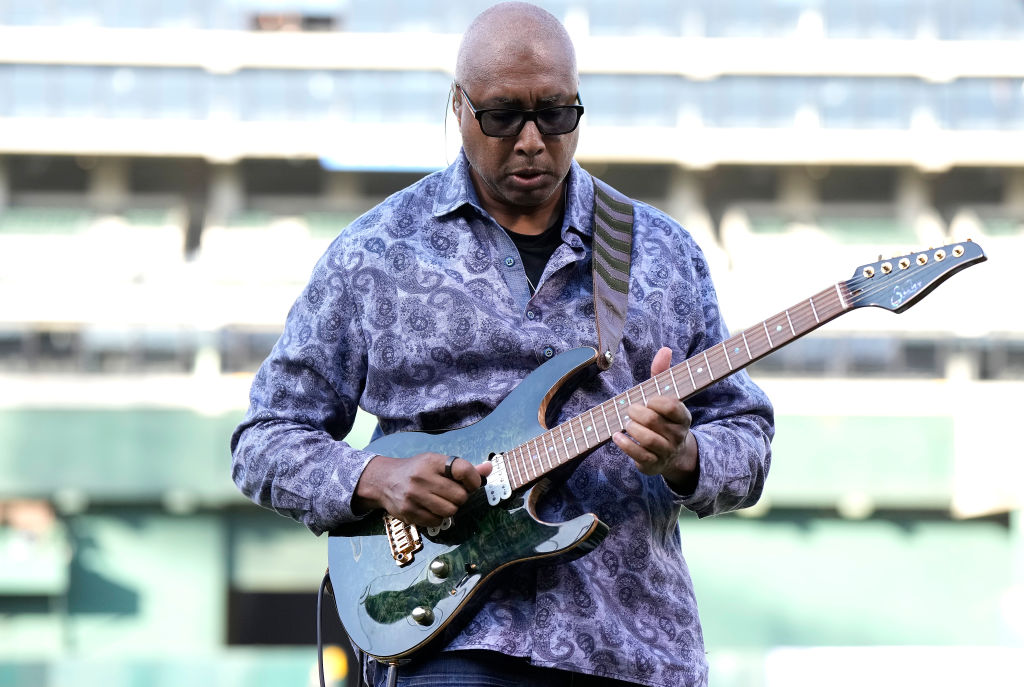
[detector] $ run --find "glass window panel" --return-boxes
[0,68,13,117]
[237,69,293,121]
[100,67,145,119]
[578,74,679,127]
[5,0,51,26]
[151,68,207,120]
[703,77,804,128]
[59,0,102,26]
[57,66,99,118]
[589,0,684,37]
[10,65,51,117]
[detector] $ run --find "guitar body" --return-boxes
[327,346,610,661]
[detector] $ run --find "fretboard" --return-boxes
[498,281,853,489]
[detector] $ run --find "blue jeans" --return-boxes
[369,650,642,687]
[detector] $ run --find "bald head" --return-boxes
[455,2,578,93]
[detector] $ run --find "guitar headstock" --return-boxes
[847,240,987,312]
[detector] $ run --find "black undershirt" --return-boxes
[504,210,564,293]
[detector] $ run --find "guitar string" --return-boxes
[503,249,970,488]
[514,283,852,484]
[512,285,845,484]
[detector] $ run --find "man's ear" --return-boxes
[451,85,461,116]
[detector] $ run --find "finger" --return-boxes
[405,487,464,524]
[612,431,661,475]
[650,346,673,376]
[644,395,691,427]
[446,456,486,491]
[619,418,677,459]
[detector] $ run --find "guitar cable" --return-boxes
[316,569,332,687]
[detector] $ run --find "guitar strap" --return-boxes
[591,177,635,370]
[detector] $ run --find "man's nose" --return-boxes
[513,119,545,155]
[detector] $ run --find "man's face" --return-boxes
[455,49,580,220]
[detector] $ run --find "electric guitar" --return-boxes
[327,240,986,663]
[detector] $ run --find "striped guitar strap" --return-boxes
[591,177,635,371]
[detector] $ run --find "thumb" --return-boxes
[650,346,673,377]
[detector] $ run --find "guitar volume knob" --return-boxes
[429,559,451,578]
[411,606,435,625]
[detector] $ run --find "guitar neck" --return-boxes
[500,281,852,489]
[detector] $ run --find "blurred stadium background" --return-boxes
[1,1,1023,685]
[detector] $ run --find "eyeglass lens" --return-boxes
[480,107,580,137]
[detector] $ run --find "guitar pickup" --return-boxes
[384,514,422,567]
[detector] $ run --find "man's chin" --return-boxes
[498,182,558,209]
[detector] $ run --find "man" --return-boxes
[230,3,773,686]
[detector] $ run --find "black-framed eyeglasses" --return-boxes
[457,85,584,138]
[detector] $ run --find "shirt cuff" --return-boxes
[671,428,722,517]
[308,446,380,534]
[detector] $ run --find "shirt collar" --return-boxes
[432,150,595,243]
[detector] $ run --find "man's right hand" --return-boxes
[352,452,492,528]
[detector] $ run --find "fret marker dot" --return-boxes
[734,347,740,353]
[776,325,782,332]
[586,426,592,432]
[697,367,703,373]
[663,385,670,391]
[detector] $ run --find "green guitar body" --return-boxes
[326,346,610,662]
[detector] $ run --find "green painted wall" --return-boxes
[684,516,1011,647]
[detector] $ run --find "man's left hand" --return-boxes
[611,346,700,494]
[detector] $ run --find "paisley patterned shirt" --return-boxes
[231,151,774,687]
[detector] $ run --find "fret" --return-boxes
[509,447,524,486]
[785,309,796,336]
[541,436,554,470]
[562,423,579,459]
[741,331,752,359]
[722,341,733,371]
[578,416,591,449]
[762,320,774,348]
[529,443,542,479]
[599,401,612,437]
[586,410,598,444]
[569,419,583,452]
[703,350,715,380]
[522,443,537,480]
[834,283,847,309]
[638,384,647,404]
[553,424,568,464]
[765,316,787,346]
[610,394,626,426]
[809,297,820,323]
[669,370,681,398]
[550,428,566,465]
[685,359,696,389]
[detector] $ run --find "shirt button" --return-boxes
[526,310,536,320]
[504,257,516,267]
[542,346,554,359]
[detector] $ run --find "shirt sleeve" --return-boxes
[229,242,376,535]
[668,236,775,517]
